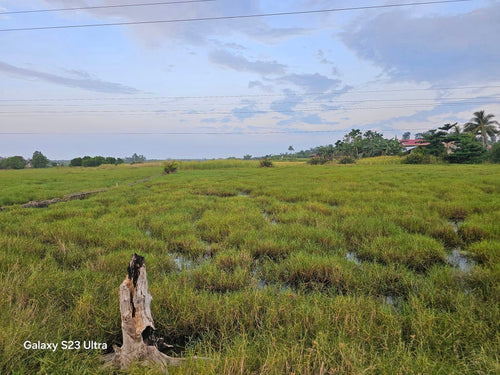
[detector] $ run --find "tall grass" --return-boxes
[0,162,498,374]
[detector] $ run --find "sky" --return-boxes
[0,0,499,160]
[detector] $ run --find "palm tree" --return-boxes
[463,110,499,148]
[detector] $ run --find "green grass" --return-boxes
[0,161,499,374]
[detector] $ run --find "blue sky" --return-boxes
[0,0,499,159]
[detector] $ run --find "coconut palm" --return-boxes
[463,110,499,148]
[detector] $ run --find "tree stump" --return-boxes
[104,253,182,372]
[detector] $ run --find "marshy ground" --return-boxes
[0,159,498,374]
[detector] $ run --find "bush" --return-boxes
[0,156,26,169]
[259,158,273,168]
[403,153,432,164]
[308,156,329,165]
[163,161,178,174]
[489,142,500,163]
[338,156,356,164]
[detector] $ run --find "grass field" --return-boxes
[0,160,499,374]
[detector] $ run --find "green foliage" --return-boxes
[243,154,252,160]
[126,153,146,164]
[0,155,26,169]
[70,157,82,167]
[307,156,329,165]
[70,156,122,167]
[445,134,487,164]
[259,158,273,168]
[163,160,178,174]
[489,142,500,163]
[403,152,433,164]
[31,151,49,168]
[463,110,499,148]
[338,156,357,164]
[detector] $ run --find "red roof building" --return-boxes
[399,139,430,153]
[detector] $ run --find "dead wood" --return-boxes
[103,253,187,372]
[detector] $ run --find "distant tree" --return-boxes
[415,133,424,139]
[445,133,486,164]
[464,110,499,148]
[31,151,49,168]
[116,158,124,165]
[104,157,117,165]
[127,153,146,163]
[243,154,252,160]
[438,122,458,132]
[0,156,26,169]
[70,157,82,167]
[259,158,273,168]
[422,129,447,156]
[490,142,500,163]
[402,132,411,140]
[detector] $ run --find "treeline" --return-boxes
[293,130,402,164]
[0,151,50,169]
[69,153,146,167]
[70,156,124,167]
[404,110,499,164]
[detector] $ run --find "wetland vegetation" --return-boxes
[0,160,499,374]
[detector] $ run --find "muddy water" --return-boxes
[447,219,474,272]
[345,251,362,265]
[447,249,475,272]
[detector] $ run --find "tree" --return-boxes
[243,154,252,160]
[445,133,486,164]
[0,156,26,169]
[31,151,49,168]
[463,110,499,148]
[70,157,82,167]
[402,132,411,140]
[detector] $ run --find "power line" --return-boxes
[0,0,215,16]
[0,130,394,135]
[1,85,498,103]
[1,96,498,108]
[0,101,495,115]
[0,0,472,32]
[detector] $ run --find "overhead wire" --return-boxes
[0,0,216,15]
[0,0,472,32]
[1,85,499,103]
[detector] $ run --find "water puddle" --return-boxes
[345,251,361,265]
[237,191,250,197]
[447,248,475,272]
[263,210,277,225]
[382,294,403,309]
[449,219,464,233]
[169,253,209,271]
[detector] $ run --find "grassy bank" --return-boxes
[0,162,498,374]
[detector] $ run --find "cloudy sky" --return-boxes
[0,0,499,159]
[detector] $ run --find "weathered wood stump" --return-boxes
[104,253,182,372]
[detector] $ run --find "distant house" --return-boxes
[399,139,430,153]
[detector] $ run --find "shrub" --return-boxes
[308,156,329,165]
[403,153,432,164]
[0,156,26,169]
[489,142,500,163]
[163,161,178,174]
[259,158,273,168]
[338,156,357,164]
